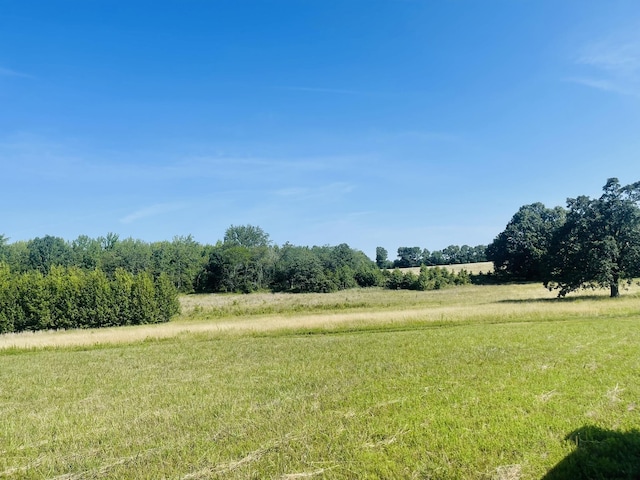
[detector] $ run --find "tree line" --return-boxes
[375,244,487,269]
[0,226,479,299]
[487,178,640,297]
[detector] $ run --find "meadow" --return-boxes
[1,280,640,479]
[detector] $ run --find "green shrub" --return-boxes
[0,267,181,333]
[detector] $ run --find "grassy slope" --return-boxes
[1,283,639,479]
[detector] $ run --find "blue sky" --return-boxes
[2,1,640,259]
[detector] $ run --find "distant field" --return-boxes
[1,282,640,479]
[400,260,494,276]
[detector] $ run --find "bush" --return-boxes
[0,264,181,334]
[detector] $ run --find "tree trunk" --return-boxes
[610,278,620,298]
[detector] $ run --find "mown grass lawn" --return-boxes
[1,283,639,479]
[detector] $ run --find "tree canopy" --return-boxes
[486,203,566,281]
[543,178,640,297]
[490,178,640,297]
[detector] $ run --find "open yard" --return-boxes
[1,282,640,479]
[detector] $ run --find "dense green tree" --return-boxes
[47,266,83,329]
[27,235,72,273]
[130,271,161,324]
[487,203,566,280]
[543,178,640,297]
[100,237,152,276]
[71,235,102,270]
[112,268,135,325]
[224,224,270,248]
[220,245,256,293]
[99,232,120,251]
[162,235,206,292]
[0,234,8,263]
[428,250,445,265]
[4,240,30,273]
[0,263,17,333]
[155,272,181,322]
[394,246,422,268]
[272,245,332,293]
[80,269,114,328]
[384,265,470,291]
[375,246,389,268]
[353,266,383,287]
[15,271,51,331]
[442,245,461,264]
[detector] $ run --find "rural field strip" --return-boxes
[0,295,624,350]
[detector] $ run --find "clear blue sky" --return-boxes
[2,1,640,259]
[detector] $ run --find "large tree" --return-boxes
[223,224,270,248]
[375,246,389,268]
[394,246,422,268]
[543,178,640,297]
[487,203,566,280]
[26,235,73,273]
[0,234,8,262]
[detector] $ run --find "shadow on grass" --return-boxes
[542,426,640,480]
[499,294,618,304]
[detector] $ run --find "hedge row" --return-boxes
[0,264,180,334]
[383,266,471,291]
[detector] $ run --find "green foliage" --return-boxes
[70,235,102,270]
[0,263,17,333]
[392,244,487,267]
[0,225,482,299]
[395,246,422,267]
[0,234,8,262]
[543,178,640,297]
[27,235,72,274]
[155,272,181,322]
[0,267,180,334]
[112,268,135,325]
[383,266,470,291]
[487,202,566,280]
[273,245,334,293]
[353,265,384,287]
[375,246,390,268]
[224,224,271,248]
[148,237,205,293]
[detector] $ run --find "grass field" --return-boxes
[1,282,640,479]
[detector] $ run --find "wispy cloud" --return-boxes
[277,86,374,95]
[568,26,640,97]
[578,39,640,74]
[119,203,188,224]
[0,133,358,184]
[383,130,458,143]
[273,182,355,201]
[564,77,639,98]
[0,67,33,78]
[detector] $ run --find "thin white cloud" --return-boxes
[277,86,374,95]
[119,203,188,224]
[0,133,361,184]
[272,182,355,201]
[563,76,639,98]
[570,26,640,97]
[0,67,33,78]
[383,130,458,142]
[578,39,640,75]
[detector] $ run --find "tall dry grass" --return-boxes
[2,281,638,350]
